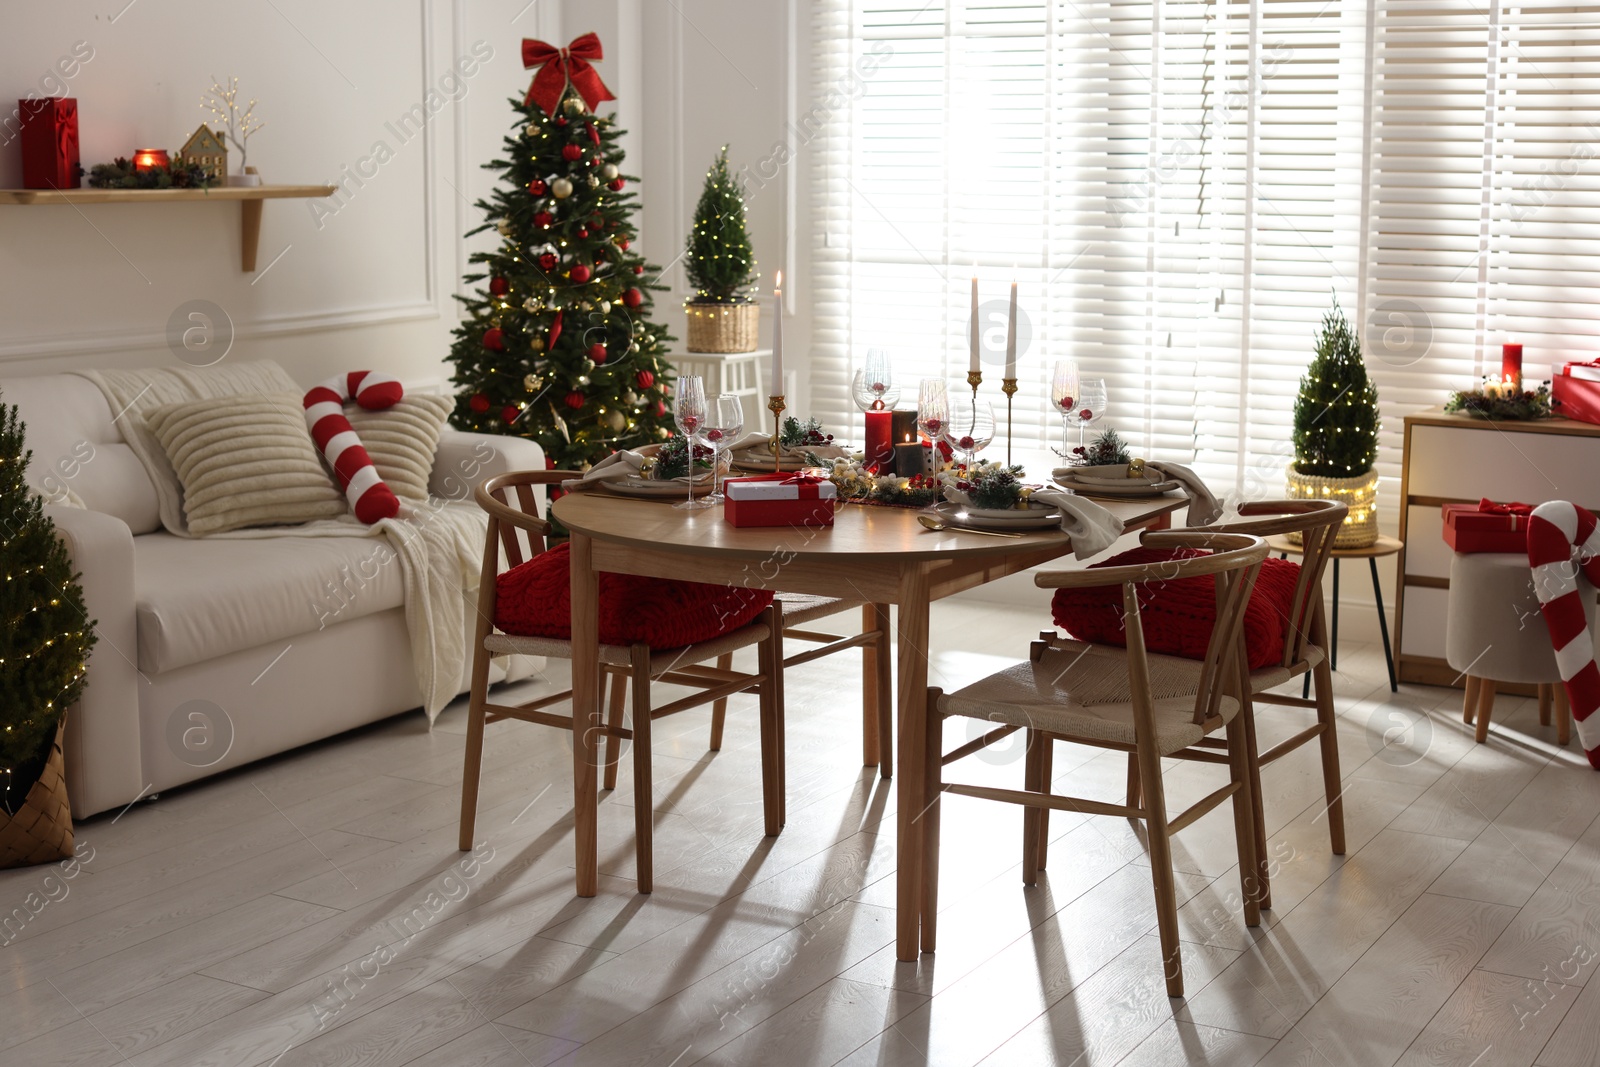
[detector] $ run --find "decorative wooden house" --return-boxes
[179,125,227,181]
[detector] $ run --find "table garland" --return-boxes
[1445,380,1553,421]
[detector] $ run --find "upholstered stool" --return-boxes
[1446,552,1597,745]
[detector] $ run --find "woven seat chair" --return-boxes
[458,470,782,893]
[914,530,1269,997]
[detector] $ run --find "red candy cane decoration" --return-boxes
[1528,501,1600,768]
[303,371,404,524]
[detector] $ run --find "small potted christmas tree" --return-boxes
[1288,300,1381,547]
[683,146,759,352]
[0,397,94,867]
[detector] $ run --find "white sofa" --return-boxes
[3,370,545,818]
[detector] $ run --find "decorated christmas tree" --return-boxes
[0,397,94,817]
[1292,300,1380,477]
[685,147,756,304]
[446,34,675,471]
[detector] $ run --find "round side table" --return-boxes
[1267,533,1402,693]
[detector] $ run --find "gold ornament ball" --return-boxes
[605,409,626,431]
[496,219,512,236]
[531,338,546,352]
[552,177,574,199]
[623,390,639,405]
[601,163,619,181]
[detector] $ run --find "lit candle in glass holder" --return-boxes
[132,148,170,173]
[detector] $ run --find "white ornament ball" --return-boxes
[551,178,574,199]
[601,163,619,181]
[605,409,626,431]
[599,301,612,314]
[624,390,639,406]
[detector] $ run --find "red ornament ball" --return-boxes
[527,179,547,196]
[591,155,602,166]
[501,405,520,423]
[576,227,589,239]
[617,238,631,251]
[562,144,584,161]
[489,276,508,296]
[608,179,625,192]
[468,393,490,413]
[622,287,644,309]
[555,116,568,127]
[635,369,655,389]
[565,391,585,410]
[482,327,504,351]
[569,264,592,284]
[588,343,608,365]
[537,252,558,272]
[633,265,645,275]
[533,211,553,227]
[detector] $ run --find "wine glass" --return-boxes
[1051,359,1080,458]
[1077,377,1108,453]
[703,393,744,503]
[943,393,995,471]
[673,375,710,510]
[852,348,901,412]
[916,378,948,445]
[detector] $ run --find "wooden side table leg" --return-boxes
[1463,675,1482,726]
[1556,684,1572,747]
[1475,678,1496,744]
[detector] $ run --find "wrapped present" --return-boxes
[18,97,80,190]
[1554,360,1600,426]
[724,472,837,528]
[1442,499,1534,554]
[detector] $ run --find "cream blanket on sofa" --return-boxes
[75,361,484,722]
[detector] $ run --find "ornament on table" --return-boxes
[521,32,615,116]
[17,97,81,190]
[528,178,547,196]
[177,124,227,183]
[200,76,265,186]
[588,343,608,364]
[565,390,585,409]
[1289,298,1381,548]
[482,327,505,351]
[469,393,490,413]
[489,276,508,297]
[551,177,573,198]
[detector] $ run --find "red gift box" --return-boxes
[1554,360,1600,427]
[18,97,80,190]
[724,472,837,528]
[1442,499,1534,554]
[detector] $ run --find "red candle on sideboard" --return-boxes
[1502,343,1523,390]
[865,408,894,473]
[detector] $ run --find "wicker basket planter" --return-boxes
[0,718,73,869]
[1285,466,1380,549]
[685,301,760,353]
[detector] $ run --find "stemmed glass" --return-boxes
[852,348,900,411]
[703,393,744,504]
[1051,359,1080,458]
[916,379,948,461]
[1076,377,1108,452]
[944,393,995,470]
[673,375,710,510]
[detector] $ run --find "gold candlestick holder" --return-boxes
[1001,377,1018,466]
[966,369,983,401]
[768,394,787,461]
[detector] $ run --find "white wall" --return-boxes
[0,0,809,402]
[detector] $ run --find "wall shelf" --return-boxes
[0,183,338,272]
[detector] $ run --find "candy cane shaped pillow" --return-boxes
[303,371,405,524]
[1528,500,1600,768]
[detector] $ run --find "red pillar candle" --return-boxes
[865,409,894,473]
[1502,343,1524,391]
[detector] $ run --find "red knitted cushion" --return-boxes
[494,542,774,648]
[1051,546,1303,670]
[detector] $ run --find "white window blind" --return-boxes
[811,0,1600,495]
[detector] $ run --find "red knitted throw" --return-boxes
[1052,546,1302,671]
[495,542,774,647]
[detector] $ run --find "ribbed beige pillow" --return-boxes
[145,392,346,535]
[342,393,452,501]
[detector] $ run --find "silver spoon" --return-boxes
[917,514,1025,539]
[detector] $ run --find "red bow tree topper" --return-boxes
[522,33,616,116]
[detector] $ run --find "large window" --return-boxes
[811,0,1600,497]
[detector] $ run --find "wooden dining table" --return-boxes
[552,488,1188,960]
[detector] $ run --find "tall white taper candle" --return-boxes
[969,274,980,375]
[771,271,784,393]
[1005,277,1018,379]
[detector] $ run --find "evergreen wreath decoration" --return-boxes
[1292,299,1380,477]
[1446,379,1554,421]
[684,146,757,304]
[0,398,95,816]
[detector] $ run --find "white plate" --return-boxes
[932,503,1063,531]
[599,477,711,499]
[1055,476,1180,498]
[729,451,807,472]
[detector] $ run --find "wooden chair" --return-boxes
[458,471,783,893]
[915,530,1269,998]
[1154,499,1347,909]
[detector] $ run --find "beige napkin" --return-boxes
[728,431,853,464]
[1028,488,1126,559]
[1147,461,1222,526]
[562,448,713,492]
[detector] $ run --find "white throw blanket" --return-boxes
[75,362,484,721]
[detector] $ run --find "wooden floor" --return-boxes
[4,594,1599,1067]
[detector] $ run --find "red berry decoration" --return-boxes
[633,265,645,275]
[501,405,520,423]
[636,369,655,389]
[482,327,504,351]
[958,435,975,450]
[565,391,585,410]
[622,287,644,309]
[706,429,724,443]
[569,264,592,284]
[588,343,608,364]
[537,252,558,272]
[617,238,630,251]
[608,179,625,192]
[489,276,508,296]
[534,211,553,227]
[528,179,547,196]
[468,393,490,413]
[562,144,583,161]
[576,227,589,239]
[1079,408,1094,421]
